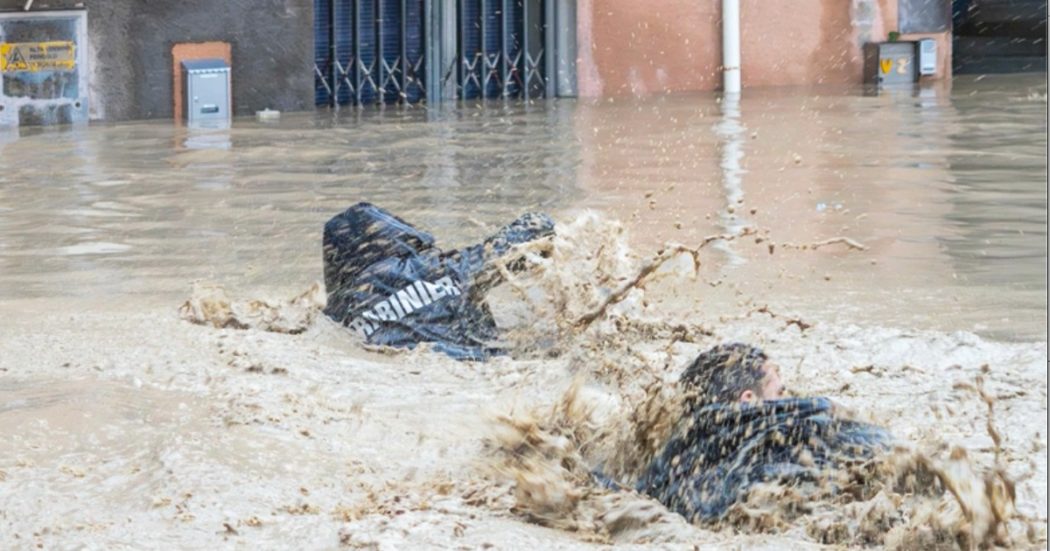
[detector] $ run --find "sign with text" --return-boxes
[0,41,76,73]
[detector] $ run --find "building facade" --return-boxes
[576,0,953,96]
[0,0,959,127]
[0,0,313,126]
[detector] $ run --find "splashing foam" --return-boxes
[170,212,1038,547]
[488,380,1027,548]
[178,281,325,334]
[486,380,697,544]
[482,212,1033,548]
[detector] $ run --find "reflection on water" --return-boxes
[0,74,1045,340]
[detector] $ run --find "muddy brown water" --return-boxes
[1,74,1045,340]
[0,74,1045,548]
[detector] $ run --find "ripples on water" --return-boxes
[0,74,1045,340]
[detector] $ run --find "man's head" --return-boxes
[679,343,784,409]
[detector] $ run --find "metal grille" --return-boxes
[314,0,333,105]
[446,0,547,100]
[315,0,427,106]
[316,0,553,106]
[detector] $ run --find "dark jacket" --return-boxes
[635,397,890,521]
[322,202,554,360]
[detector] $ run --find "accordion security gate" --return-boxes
[314,0,564,106]
[314,0,426,106]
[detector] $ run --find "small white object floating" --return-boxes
[256,108,280,121]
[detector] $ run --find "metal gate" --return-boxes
[315,0,571,106]
[314,0,426,106]
[452,0,545,100]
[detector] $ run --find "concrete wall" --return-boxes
[1,0,313,121]
[576,0,952,96]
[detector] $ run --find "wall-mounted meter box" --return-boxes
[181,58,230,123]
[863,42,917,86]
[918,38,937,75]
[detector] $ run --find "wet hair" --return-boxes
[679,343,768,410]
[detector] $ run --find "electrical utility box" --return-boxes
[181,58,230,123]
[0,10,89,128]
[917,39,937,75]
[863,42,917,86]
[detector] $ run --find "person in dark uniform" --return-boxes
[635,343,891,522]
[322,202,554,360]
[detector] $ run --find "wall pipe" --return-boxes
[722,0,741,94]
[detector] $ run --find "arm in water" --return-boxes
[444,211,556,300]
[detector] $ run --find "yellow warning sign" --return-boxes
[0,41,76,73]
[879,58,893,74]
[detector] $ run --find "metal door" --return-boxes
[455,0,539,100]
[315,0,571,106]
[315,0,426,106]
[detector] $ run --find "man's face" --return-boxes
[759,361,784,400]
[739,361,785,403]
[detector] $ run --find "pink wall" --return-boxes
[576,0,951,96]
[576,0,721,96]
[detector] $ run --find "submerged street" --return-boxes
[0,74,1046,548]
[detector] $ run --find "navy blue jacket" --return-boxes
[635,397,890,521]
[322,202,553,360]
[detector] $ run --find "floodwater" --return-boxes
[0,74,1046,549]
[1,74,1045,339]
